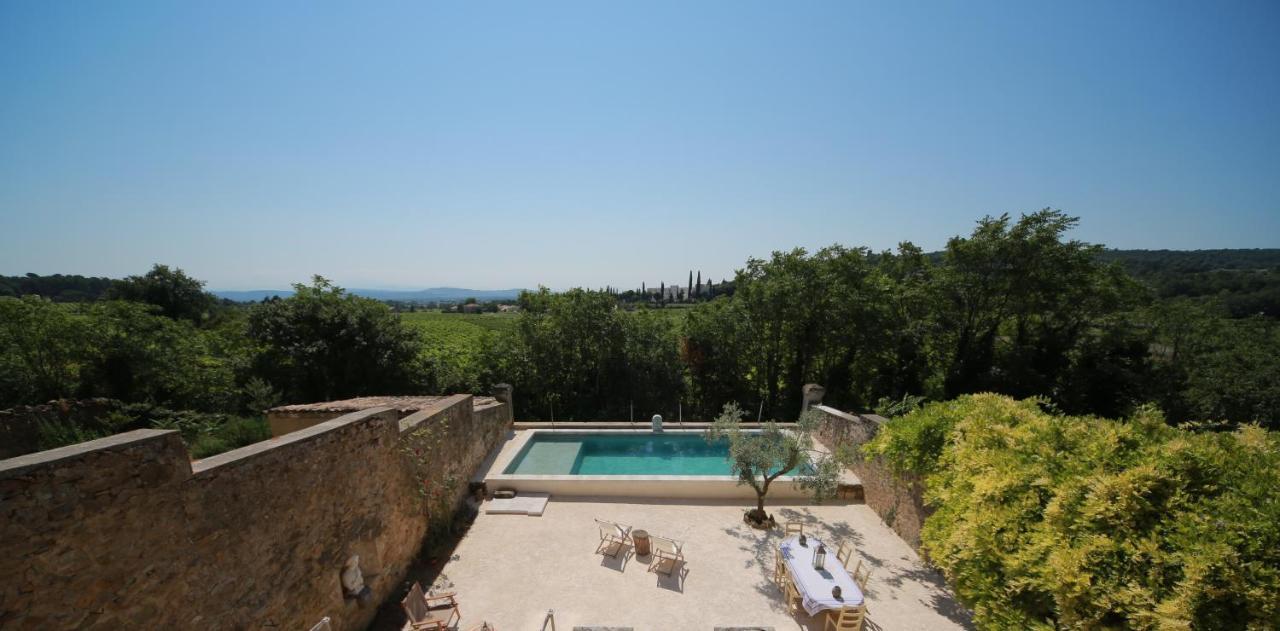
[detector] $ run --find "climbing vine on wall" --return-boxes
[401,417,464,545]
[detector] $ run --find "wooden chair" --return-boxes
[852,559,871,591]
[401,581,460,631]
[648,535,684,575]
[773,544,789,587]
[824,604,866,631]
[783,575,803,614]
[594,518,632,558]
[784,521,805,538]
[836,540,855,570]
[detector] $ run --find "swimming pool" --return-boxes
[501,431,809,476]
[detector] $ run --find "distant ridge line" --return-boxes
[213,287,527,303]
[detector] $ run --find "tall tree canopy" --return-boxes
[107,264,219,323]
[247,277,424,403]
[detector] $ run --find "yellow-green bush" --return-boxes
[865,394,1280,629]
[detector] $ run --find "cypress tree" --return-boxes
[695,271,701,299]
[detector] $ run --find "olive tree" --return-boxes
[706,402,843,526]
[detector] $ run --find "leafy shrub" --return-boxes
[867,394,1280,629]
[33,402,270,459]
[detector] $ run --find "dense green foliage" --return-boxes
[0,296,242,411]
[400,311,516,393]
[0,273,116,302]
[0,270,427,457]
[1099,249,1280,319]
[33,403,271,460]
[865,394,1280,629]
[106,264,220,323]
[247,277,425,402]
[480,288,684,420]
[2,212,1277,457]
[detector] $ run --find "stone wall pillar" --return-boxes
[492,383,514,424]
[801,383,826,416]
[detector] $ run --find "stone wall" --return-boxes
[811,404,932,550]
[0,393,512,631]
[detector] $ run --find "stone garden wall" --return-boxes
[0,392,512,631]
[811,404,932,550]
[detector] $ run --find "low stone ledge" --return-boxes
[512,421,799,430]
[193,406,398,475]
[0,428,186,479]
[397,394,472,434]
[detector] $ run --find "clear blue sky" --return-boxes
[1,1,1277,290]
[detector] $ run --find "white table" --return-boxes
[780,536,864,616]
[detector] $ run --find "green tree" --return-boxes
[247,277,424,403]
[706,403,839,524]
[933,210,1139,400]
[79,301,238,411]
[107,264,219,323]
[481,288,685,420]
[684,245,927,418]
[0,297,94,405]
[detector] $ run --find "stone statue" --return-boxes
[341,555,365,597]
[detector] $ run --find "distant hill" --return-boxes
[213,287,527,303]
[1097,249,1280,318]
[0,274,116,302]
[1097,248,1280,275]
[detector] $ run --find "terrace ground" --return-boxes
[390,498,972,631]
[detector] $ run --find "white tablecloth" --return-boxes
[780,536,863,615]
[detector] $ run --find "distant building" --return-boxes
[461,303,482,314]
[498,304,520,313]
[642,284,685,300]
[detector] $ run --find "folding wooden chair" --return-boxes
[401,581,460,631]
[648,535,685,575]
[784,521,805,538]
[594,518,632,558]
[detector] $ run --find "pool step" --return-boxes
[485,492,550,516]
[837,470,864,502]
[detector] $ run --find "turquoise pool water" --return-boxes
[502,432,809,476]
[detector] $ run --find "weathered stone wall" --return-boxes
[811,405,932,550]
[0,393,513,631]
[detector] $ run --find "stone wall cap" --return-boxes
[268,395,449,415]
[269,394,502,415]
[194,406,398,474]
[813,405,886,425]
[0,428,179,478]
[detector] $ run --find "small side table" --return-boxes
[632,529,651,557]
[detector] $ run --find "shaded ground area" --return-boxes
[375,497,971,630]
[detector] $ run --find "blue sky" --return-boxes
[1,1,1277,290]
